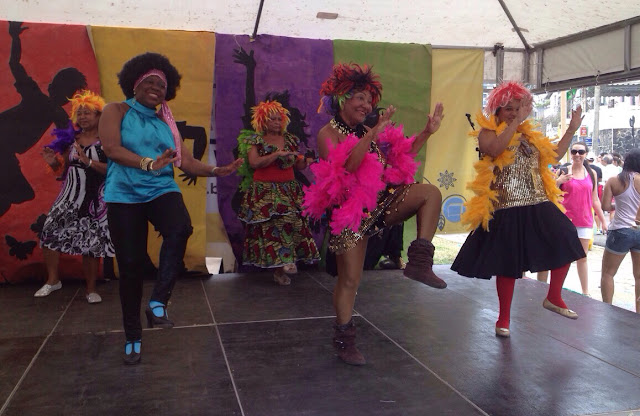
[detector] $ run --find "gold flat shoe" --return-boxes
[495,326,510,337]
[283,264,298,274]
[543,298,578,319]
[273,271,291,286]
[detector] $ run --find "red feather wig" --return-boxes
[251,100,291,133]
[318,63,383,115]
[484,81,532,115]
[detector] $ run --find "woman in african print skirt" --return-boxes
[237,100,319,285]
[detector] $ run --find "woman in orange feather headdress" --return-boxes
[237,100,319,285]
[36,90,114,303]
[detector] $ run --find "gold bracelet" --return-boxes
[140,157,153,171]
[211,166,219,177]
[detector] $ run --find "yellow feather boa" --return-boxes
[461,112,564,231]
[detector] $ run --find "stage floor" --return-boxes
[1,266,640,416]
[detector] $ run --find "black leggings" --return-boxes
[107,192,193,341]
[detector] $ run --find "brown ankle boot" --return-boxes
[333,320,366,366]
[403,238,447,289]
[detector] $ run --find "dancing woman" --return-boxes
[305,63,446,365]
[100,52,242,364]
[451,81,584,337]
[237,100,319,285]
[37,90,114,303]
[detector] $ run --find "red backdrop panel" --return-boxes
[0,20,100,283]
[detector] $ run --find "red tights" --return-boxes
[496,263,571,329]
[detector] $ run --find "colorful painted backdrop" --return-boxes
[0,19,483,281]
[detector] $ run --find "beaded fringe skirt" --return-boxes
[329,184,412,255]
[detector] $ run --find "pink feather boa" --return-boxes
[303,125,418,235]
[378,124,418,185]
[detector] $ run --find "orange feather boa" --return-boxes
[461,113,564,231]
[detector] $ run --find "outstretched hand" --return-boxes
[152,149,179,171]
[568,105,583,133]
[424,102,445,134]
[214,158,244,177]
[41,147,59,166]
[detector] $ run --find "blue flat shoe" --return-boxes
[123,340,141,365]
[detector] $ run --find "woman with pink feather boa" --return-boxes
[303,63,445,366]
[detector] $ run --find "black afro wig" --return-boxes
[117,52,181,101]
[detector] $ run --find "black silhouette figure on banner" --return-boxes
[176,121,208,185]
[0,22,87,217]
[232,47,311,147]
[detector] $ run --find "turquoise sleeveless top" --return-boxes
[104,98,180,203]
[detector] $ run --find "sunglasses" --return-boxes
[570,149,586,155]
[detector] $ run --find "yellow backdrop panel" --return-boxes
[426,49,484,234]
[89,26,216,271]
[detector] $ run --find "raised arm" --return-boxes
[8,22,29,82]
[411,102,444,154]
[232,47,257,130]
[554,105,582,161]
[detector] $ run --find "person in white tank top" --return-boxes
[601,149,640,313]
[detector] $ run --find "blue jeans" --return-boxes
[605,228,640,255]
[107,192,193,341]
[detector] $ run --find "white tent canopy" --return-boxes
[3,0,640,91]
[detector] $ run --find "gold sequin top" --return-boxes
[492,140,548,210]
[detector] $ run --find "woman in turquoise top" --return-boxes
[100,52,242,365]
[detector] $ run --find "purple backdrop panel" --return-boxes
[214,34,333,270]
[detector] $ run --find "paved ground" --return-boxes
[439,233,639,314]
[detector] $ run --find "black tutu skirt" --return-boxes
[451,201,585,279]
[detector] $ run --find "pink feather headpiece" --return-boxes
[484,81,532,115]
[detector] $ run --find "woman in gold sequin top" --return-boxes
[315,63,446,366]
[452,81,585,338]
